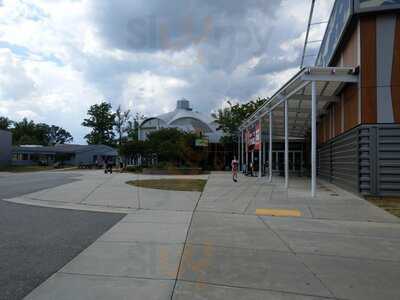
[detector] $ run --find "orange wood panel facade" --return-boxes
[318,24,359,145]
[318,115,327,145]
[318,117,324,144]
[343,84,359,131]
[392,14,400,123]
[360,16,377,123]
[334,101,342,136]
[317,13,400,146]
[343,26,358,67]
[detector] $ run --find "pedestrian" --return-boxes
[231,156,239,182]
[104,157,108,174]
[107,159,113,174]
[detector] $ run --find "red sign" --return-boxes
[255,121,261,150]
[247,121,261,150]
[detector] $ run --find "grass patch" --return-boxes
[0,165,56,173]
[367,197,400,218]
[126,179,207,192]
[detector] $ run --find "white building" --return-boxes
[138,99,223,143]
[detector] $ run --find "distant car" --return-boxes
[78,163,94,169]
[38,160,48,166]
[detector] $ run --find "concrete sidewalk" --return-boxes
[16,171,203,300]
[17,171,400,300]
[175,174,400,300]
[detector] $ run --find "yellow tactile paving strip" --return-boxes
[255,209,302,217]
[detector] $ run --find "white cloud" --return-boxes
[0,49,35,100]
[0,47,103,143]
[122,72,188,115]
[0,0,335,143]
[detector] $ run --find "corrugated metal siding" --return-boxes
[318,144,331,179]
[318,127,359,193]
[331,129,358,192]
[359,126,374,194]
[320,124,400,197]
[377,125,400,196]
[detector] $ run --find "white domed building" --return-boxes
[138,99,223,143]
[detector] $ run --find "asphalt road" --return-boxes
[0,172,81,199]
[0,172,125,300]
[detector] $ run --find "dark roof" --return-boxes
[13,144,117,155]
[53,144,115,153]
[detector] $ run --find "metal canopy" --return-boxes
[238,66,358,197]
[240,67,358,138]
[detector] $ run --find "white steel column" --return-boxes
[245,129,248,173]
[238,133,240,166]
[258,119,262,178]
[284,99,289,189]
[269,111,273,182]
[241,130,244,172]
[251,150,254,175]
[311,81,317,197]
[263,137,266,178]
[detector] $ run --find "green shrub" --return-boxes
[125,166,143,173]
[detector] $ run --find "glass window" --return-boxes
[356,0,400,12]
[316,0,352,66]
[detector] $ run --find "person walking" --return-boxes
[107,159,113,174]
[104,157,108,174]
[104,157,113,174]
[231,156,239,182]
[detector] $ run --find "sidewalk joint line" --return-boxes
[79,176,114,204]
[59,271,175,281]
[185,242,293,254]
[176,279,340,300]
[259,216,336,298]
[169,179,205,300]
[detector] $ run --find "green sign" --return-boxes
[195,138,209,147]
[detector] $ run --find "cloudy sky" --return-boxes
[0,0,333,143]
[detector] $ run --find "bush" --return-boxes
[119,128,207,168]
[142,167,203,175]
[125,166,143,173]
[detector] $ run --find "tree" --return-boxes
[114,105,131,145]
[126,112,145,141]
[212,97,267,144]
[0,117,12,130]
[11,118,73,146]
[146,128,203,166]
[82,102,116,146]
[119,128,207,168]
[146,128,185,164]
[35,123,52,145]
[119,139,147,159]
[12,118,39,145]
[48,125,73,145]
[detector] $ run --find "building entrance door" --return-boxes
[271,151,302,175]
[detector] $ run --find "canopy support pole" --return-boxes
[263,133,266,177]
[245,129,248,174]
[259,119,262,178]
[284,99,289,189]
[238,133,241,169]
[269,111,273,182]
[241,130,244,172]
[311,80,317,197]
